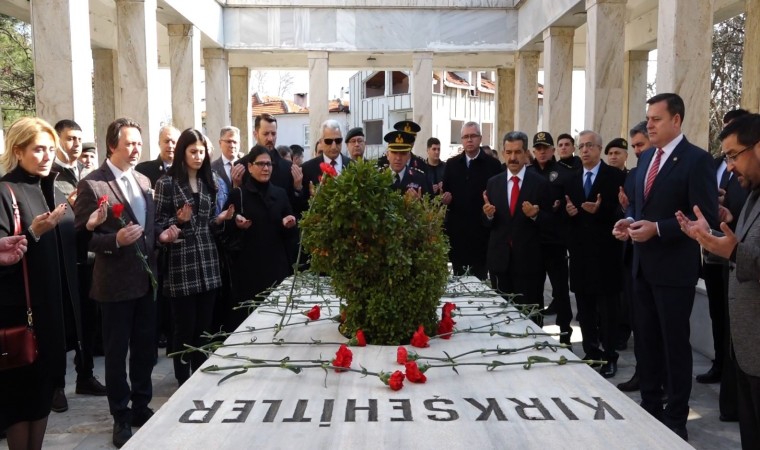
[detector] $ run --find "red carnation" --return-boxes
[437,314,455,339]
[355,330,366,347]
[319,162,338,178]
[112,203,125,219]
[396,346,408,364]
[410,325,430,348]
[97,195,109,208]
[405,361,427,383]
[306,305,321,320]
[389,370,405,391]
[442,302,456,319]
[332,344,353,372]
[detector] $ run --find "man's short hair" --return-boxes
[723,109,751,125]
[219,125,240,139]
[503,131,528,150]
[105,117,141,157]
[578,130,603,147]
[158,125,179,142]
[718,113,760,147]
[629,121,648,139]
[647,93,685,122]
[289,144,304,157]
[427,137,441,148]
[54,119,82,135]
[254,113,277,131]
[557,133,575,145]
[277,145,292,158]
[319,119,342,140]
[461,121,481,135]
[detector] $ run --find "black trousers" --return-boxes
[73,262,98,381]
[736,359,760,450]
[634,275,694,431]
[575,292,618,362]
[170,290,216,384]
[541,244,571,330]
[100,290,156,422]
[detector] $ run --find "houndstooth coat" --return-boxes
[154,175,222,298]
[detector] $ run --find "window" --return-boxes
[433,71,444,94]
[391,71,409,95]
[364,72,385,98]
[481,123,493,147]
[450,120,464,145]
[303,125,310,147]
[365,121,383,145]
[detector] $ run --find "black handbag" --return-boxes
[0,185,39,372]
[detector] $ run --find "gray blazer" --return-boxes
[74,163,158,302]
[728,190,760,377]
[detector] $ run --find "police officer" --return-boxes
[384,130,432,196]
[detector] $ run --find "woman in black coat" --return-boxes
[154,128,231,385]
[0,117,75,449]
[222,145,297,331]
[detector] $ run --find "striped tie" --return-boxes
[644,148,664,200]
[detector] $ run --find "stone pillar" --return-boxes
[229,67,252,152]
[203,48,230,143]
[623,51,649,136]
[168,24,202,130]
[542,27,574,138]
[116,0,160,160]
[412,53,433,157]
[29,0,94,138]
[308,52,329,152]
[741,0,760,112]
[585,0,625,142]
[496,68,515,139]
[514,51,539,135]
[656,0,714,149]
[93,49,120,164]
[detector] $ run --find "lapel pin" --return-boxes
[673,157,678,162]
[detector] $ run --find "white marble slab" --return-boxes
[125,277,691,450]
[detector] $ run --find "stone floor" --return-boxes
[0,287,742,450]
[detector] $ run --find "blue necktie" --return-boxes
[584,172,593,198]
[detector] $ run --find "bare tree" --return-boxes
[251,70,268,95]
[277,71,295,98]
[710,14,744,153]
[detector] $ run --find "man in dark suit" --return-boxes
[301,119,352,201]
[441,121,502,280]
[613,93,719,441]
[564,130,626,377]
[483,131,551,322]
[210,125,241,191]
[383,130,432,196]
[52,119,85,202]
[74,118,161,448]
[135,125,179,188]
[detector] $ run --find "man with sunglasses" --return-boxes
[301,119,352,201]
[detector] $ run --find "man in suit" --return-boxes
[383,130,432,196]
[346,127,366,161]
[52,119,84,202]
[441,121,502,280]
[482,131,551,322]
[613,93,718,441]
[211,126,240,191]
[135,125,179,188]
[564,130,626,377]
[302,119,352,201]
[74,118,161,448]
[677,112,760,449]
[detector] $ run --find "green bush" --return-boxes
[300,160,449,345]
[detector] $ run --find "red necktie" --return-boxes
[644,148,664,200]
[510,176,520,215]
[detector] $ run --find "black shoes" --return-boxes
[600,361,618,378]
[51,388,69,413]
[132,407,155,427]
[76,376,107,396]
[542,302,557,316]
[719,413,739,422]
[617,373,640,392]
[559,328,572,346]
[696,366,721,384]
[670,426,688,442]
[113,421,133,448]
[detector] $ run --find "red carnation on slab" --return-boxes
[388,370,405,391]
[410,325,430,348]
[306,305,321,320]
[405,361,427,384]
[397,346,408,364]
[437,314,455,339]
[355,330,366,347]
[331,344,353,372]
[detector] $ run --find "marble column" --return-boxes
[585,0,625,143]
[29,0,94,138]
[203,48,230,144]
[656,0,714,149]
[168,24,202,130]
[116,0,160,160]
[542,27,574,138]
[496,68,515,139]
[623,51,649,137]
[229,67,252,152]
[93,49,120,164]
[514,51,539,135]
[741,0,760,112]
[412,53,433,157]
[308,52,329,152]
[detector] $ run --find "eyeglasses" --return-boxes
[461,134,481,141]
[252,161,273,167]
[724,143,755,163]
[347,138,365,145]
[221,139,238,145]
[577,142,598,150]
[323,138,343,146]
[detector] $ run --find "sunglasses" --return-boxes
[323,138,343,146]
